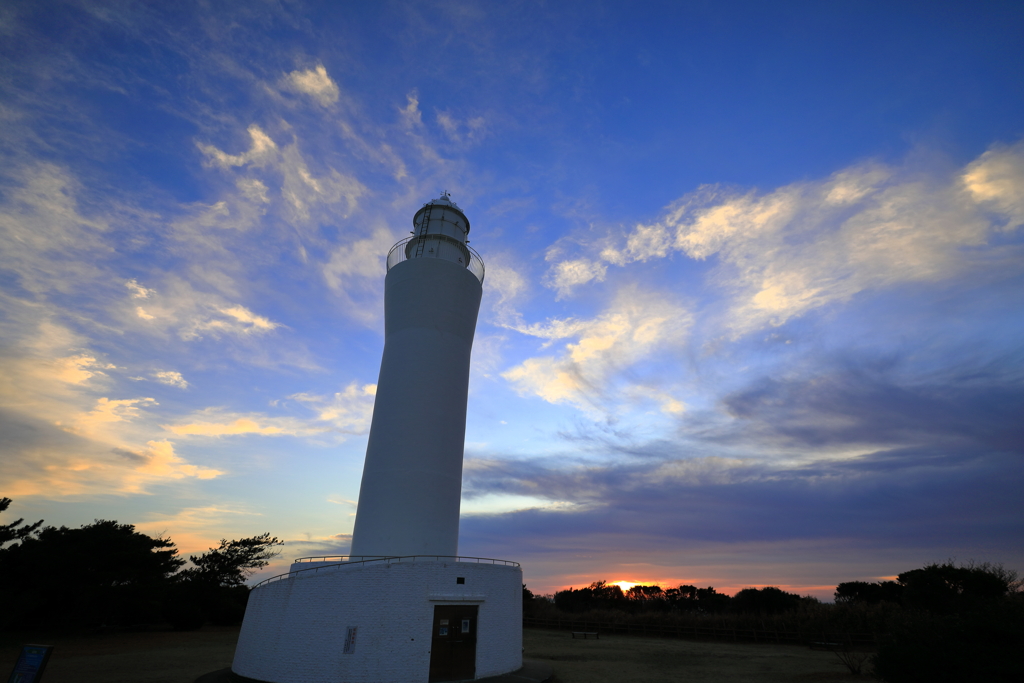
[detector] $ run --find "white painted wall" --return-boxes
[349,256,483,558]
[233,560,522,683]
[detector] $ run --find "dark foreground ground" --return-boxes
[1,626,855,682]
[1,625,240,683]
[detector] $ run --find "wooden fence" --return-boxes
[523,617,878,648]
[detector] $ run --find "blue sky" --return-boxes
[2,0,1023,599]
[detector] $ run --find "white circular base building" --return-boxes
[232,556,523,683]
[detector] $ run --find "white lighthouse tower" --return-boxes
[231,196,523,683]
[351,192,481,559]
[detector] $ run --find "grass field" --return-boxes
[524,628,856,682]
[1,626,859,682]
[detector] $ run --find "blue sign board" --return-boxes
[7,644,53,683]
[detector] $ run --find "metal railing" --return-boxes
[386,235,485,284]
[293,555,379,564]
[253,555,519,590]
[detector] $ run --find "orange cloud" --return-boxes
[165,418,288,437]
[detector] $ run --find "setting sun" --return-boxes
[613,581,636,592]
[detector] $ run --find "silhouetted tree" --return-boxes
[835,580,904,605]
[731,586,802,615]
[168,533,282,628]
[178,533,283,588]
[522,584,536,616]
[664,584,697,604]
[0,519,183,629]
[554,581,627,613]
[0,500,287,632]
[898,562,1012,614]
[869,561,1024,682]
[0,497,43,547]
[693,586,732,613]
[626,584,665,611]
[626,584,664,600]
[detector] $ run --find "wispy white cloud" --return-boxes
[120,277,282,341]
[197,124,279,169]
[502,287,692,413]
[237,178,271,205]
[481,256,529,327]
[322,226,395,323]
[282,64,340,106]
[561,144,1024,336]
[323,228,393,283]
[165,382,376,440]
[196,122,365,224]
[291,381,377,434]
[153,370,188,389]
[399,91,424,129]
[197,304,280,336]
[436,109,488,145]
[0,163,110,295]
[544,257,607,299]
[125,279,155,299]
[962,140,1024,228]
[279,144,366,222]
[1,157,286,357]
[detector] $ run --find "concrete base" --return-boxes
[232,558,522,683]
[197,660,551,683]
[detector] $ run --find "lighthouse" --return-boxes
[351,192,482,558]
[231,196,523,683]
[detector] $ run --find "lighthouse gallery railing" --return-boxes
[387,235,485,284]
[252,555,519,589]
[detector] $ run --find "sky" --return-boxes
[1,0,1023,600]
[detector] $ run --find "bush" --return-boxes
[207,586,250,626]
[873,600,1024,682]
[164,601,205,631]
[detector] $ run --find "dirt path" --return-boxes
[1,626,857,682]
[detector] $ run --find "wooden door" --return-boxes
[428,604,477,682]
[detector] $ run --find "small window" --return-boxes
[456,577,465,584]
